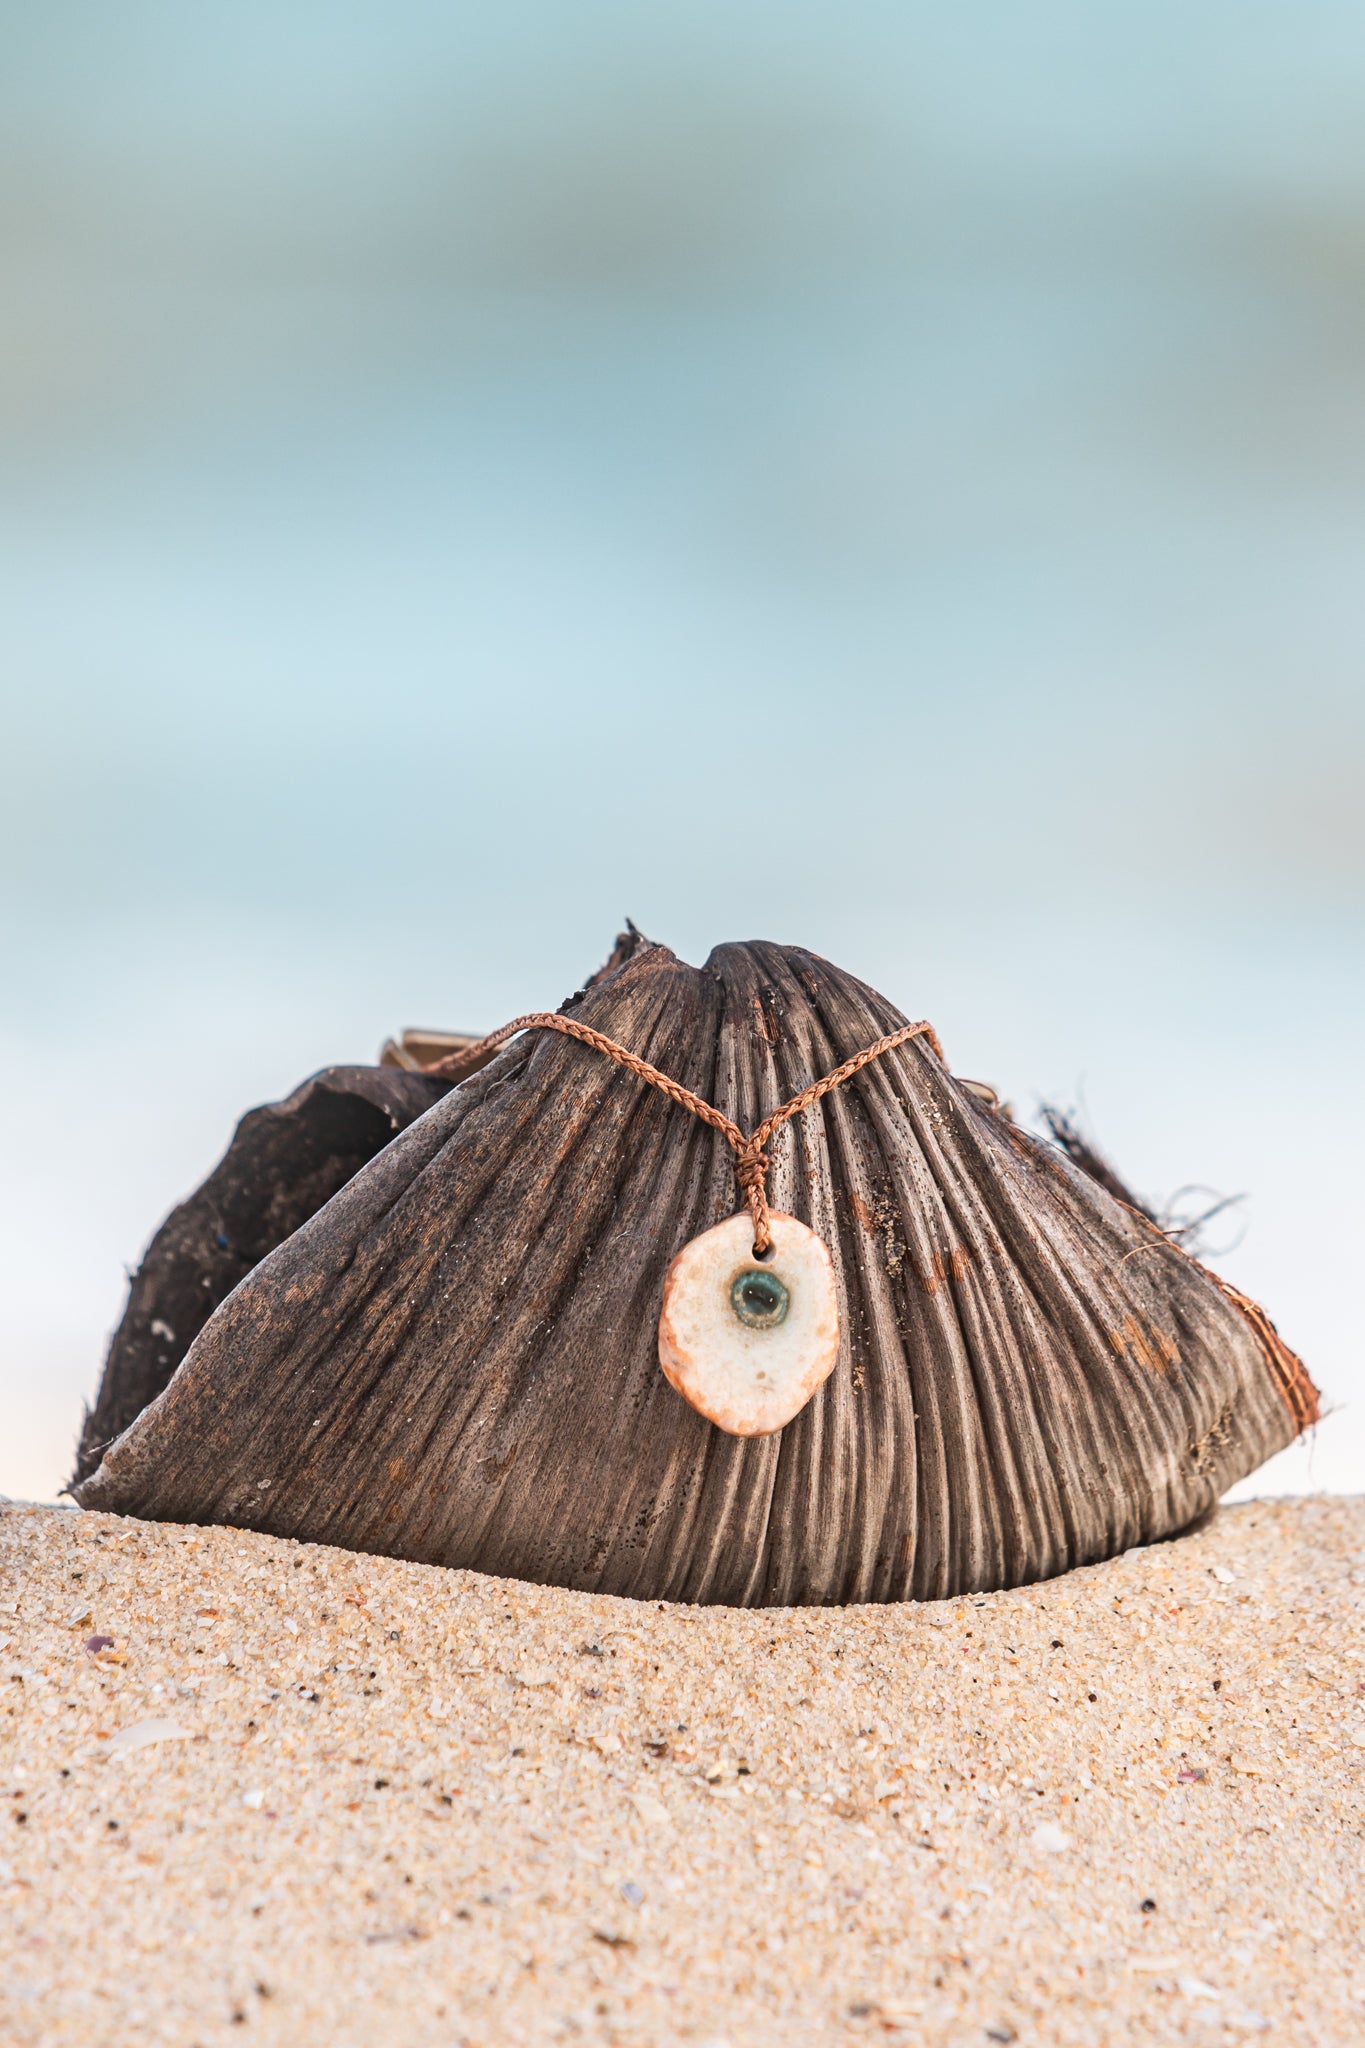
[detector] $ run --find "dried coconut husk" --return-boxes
[72,1064,454,1486]
[72,934,1317,1605]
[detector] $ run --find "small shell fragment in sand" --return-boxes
[630,1790,673,1829]
[107,1718,193,1754]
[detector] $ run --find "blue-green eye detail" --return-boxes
[730,1268,790,1329]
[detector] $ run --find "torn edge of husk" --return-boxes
[1041,1104,1318,1437]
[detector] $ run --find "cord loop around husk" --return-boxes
[429,1011,946,1251]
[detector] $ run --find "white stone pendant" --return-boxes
[657,1211,840,1437]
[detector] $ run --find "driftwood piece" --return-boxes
[73,1065,453,1485]
[73,939,1315,1605]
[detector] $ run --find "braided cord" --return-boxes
[426,1002,1317,1429]
[430,1011,943,1253]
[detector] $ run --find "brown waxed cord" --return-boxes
[429,1011,946,1255]
[428,1006,1318,1432]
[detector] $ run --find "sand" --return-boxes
[1,1497,1361,2048]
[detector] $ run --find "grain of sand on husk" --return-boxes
[1,1497,1362,2047]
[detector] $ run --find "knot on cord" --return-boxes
[734,1140,772,1256]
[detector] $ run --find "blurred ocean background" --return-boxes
[2,3,1361,1504]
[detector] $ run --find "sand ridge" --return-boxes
[1,1497,1362,2046]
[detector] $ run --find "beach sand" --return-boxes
[1,1496,1361,2047]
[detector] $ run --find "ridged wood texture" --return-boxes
[73,1066,454,1485]
[74,940,1308,1605]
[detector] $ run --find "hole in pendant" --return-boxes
[730,1268,790,1329]
[752,1240,775,1262]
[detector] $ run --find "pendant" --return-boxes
[657,1211,840,1437]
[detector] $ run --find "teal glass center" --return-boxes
[730,1267,790,1330]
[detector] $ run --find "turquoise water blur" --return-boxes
[2,4,1362,1499]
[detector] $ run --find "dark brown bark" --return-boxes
[73,1066,452,1485]
[73,940,1315,1604]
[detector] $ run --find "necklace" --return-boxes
[432,1011,943,1438]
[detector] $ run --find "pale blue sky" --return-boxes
[2,2,1362,1500]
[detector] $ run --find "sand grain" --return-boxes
[1,1498,1362,2046]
